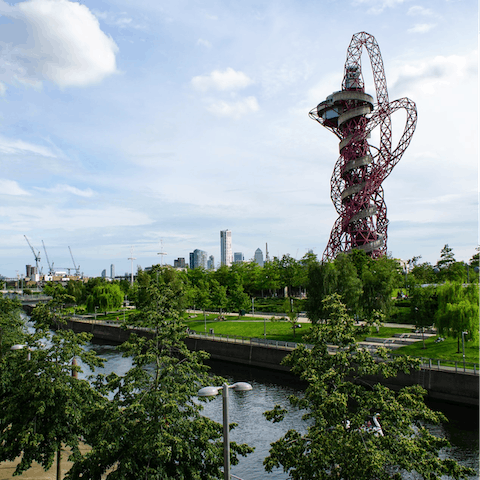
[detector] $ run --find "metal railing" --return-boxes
[67,318,479,376]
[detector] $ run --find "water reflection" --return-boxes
[79,341,478,480]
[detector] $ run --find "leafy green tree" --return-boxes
[469,249,479,268]
[306,254,362,322]
[279,254,301,297]
[361,255,401,318]
[0,326,103,477]
[0,296,24,358]
[437,244,456,270]
[411,262,437,285]
[68,280,253,479]
[435,282,479,352]
[86,282,124,313]
[65,280,86,304]
[305,261,338,323]
[410,285,438,349]
[263,294,475,480]
[334,253,363,315]
[209,279,228,314]
[261,258,282,296]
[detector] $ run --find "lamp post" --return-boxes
[461,331,468,372]
[198,382,252,479]
[11,344,31,360]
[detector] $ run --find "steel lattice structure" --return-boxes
[310,32,417,261]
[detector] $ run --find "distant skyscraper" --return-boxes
[254,248,264,267]
[190,249,207,269]
[174,257,186,268]
[234,252,244,263]
[101,269,106,278]
[220,229,232,266]
[110,264,115,279]
[207,255,215,270]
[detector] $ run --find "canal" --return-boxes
[81,339,479,480]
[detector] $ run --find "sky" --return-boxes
[0,0,477,278]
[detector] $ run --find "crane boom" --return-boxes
[24,235,41,273]
[69,246,80,276]
[42,240,55,275]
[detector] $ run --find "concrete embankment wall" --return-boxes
[61,319,479,407]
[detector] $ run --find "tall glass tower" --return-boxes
[220,229,232,266]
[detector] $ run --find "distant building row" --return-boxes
[172,230,265,270]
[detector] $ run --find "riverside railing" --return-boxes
[69,317,479,376]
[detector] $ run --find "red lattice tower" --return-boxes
[309,32,417,261]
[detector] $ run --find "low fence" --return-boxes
[188,330,479,375]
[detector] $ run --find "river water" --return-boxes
[82,340,479,480]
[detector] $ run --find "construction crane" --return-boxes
[42,240,55,275]
[68,246,81,276]
[24,235,41,273]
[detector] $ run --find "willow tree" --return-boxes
[263,294,475,480]
[68,280,253,479]
[435,282,479,352]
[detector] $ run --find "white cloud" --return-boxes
[0,136,57,157]
[206,96,259,118]
[408,23,436,34]
[196,38,212,48]
[35,184,95,197]
[407,6,434,16]
[352,0,407,14]
[0,205,152,231]
[191,68,253,92]
[391,51,477,95]
[0,179,31,196]
[0,0,118,88]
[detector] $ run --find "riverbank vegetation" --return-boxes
[1,263,477,479]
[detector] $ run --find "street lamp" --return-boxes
[11,344,31,360]
[461,331,468,371]
[198,382,252,480]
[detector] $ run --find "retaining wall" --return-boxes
[61,319,479,406]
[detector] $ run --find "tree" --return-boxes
[305,254,363,322]
[86,282,124,313]
[305,261,338,323]
[0,325,103,477]
[361,255,401,318]
[209,279,228,314]
[437,244,456,270]
[411,262,437,285]
[67,280,253,479]
[435,282,479,352]
[0,296,24,358]
[263,294,475,480]
[469,249,479,268]
[410,285,438,348]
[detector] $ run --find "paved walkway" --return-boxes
[0,445,94,480]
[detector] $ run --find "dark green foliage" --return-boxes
[435,282,479,351]
[263,294,475,480]
[305,251,400,322]
[67,279,253,479]
[0,327,104,476]
[86,282,124,313]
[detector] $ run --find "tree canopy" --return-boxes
[67,278,253,479]
[263,294,475,480]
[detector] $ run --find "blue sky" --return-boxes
[0,0,477,278]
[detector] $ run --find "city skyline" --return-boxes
[0,0,476,278]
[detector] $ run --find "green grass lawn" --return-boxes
[394,336,479,365]
[185,315,413,344]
